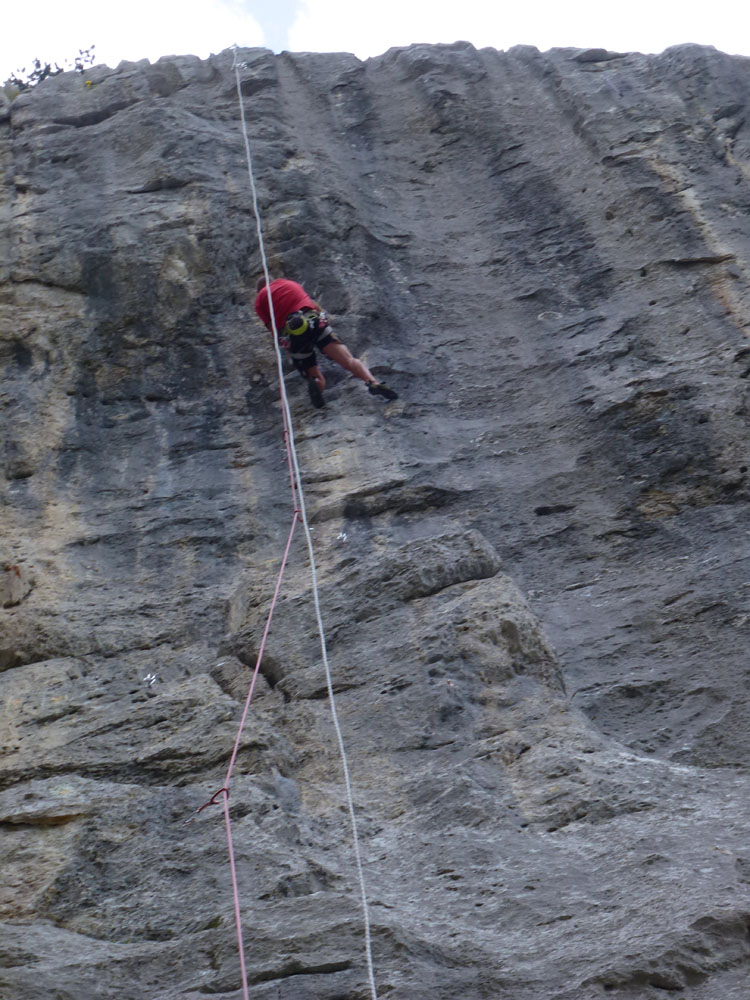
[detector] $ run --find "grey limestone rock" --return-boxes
[3,39,750,1000]
[1,559,32,608]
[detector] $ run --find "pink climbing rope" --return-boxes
[198,492,299,1000]
[223,791,250,1000]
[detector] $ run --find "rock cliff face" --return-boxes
[3,40,750,1000]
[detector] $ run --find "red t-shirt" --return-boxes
[254,279,319,331]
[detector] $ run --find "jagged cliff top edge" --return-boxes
[4,39,748,102]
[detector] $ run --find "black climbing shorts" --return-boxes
[287,319,340,374]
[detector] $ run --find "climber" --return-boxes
[253,276,398,408]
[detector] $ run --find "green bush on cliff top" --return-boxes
[3,46,96,98]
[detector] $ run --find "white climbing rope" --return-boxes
[231,47,378,1000]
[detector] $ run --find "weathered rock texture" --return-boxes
[3,41,750,1000]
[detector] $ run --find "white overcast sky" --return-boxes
[3,0,749,82]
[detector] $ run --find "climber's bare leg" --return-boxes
[321,341,376,384]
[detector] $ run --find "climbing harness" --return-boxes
[197,47,378,1000]
[284,308,328,336]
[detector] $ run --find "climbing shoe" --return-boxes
[307,379,325,408]
[367,381,398,401]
